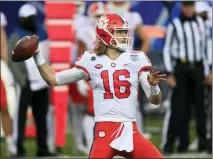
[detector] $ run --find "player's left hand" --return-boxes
[147,66,167,86]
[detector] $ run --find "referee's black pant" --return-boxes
[205,86,212,153]
[163,60,207,153]
[16,81,49,156]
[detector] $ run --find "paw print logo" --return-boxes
[97,16,109,31]
[99,131,106,138]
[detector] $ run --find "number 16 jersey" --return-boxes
[75,50,152,122]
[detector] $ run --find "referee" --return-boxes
[162,1,211,154]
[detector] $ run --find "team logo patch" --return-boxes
[95,64,103,69]
[91,56,96,61]
[99,131,105,138]
[130,55,139,62]
[111,62,116,67]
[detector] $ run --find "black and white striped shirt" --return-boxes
[163,15,210,76]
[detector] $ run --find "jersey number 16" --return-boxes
[101,69,131,99]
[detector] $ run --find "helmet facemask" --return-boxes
[109,27,133,51]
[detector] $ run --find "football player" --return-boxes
[108,1,150,52]
[68,1,90,154]
[108,1,151,137]
[31,13,165,158]
[0,12,16,156]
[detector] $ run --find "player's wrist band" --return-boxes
[150,85,160,95]
[33,53,45,66]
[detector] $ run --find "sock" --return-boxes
[6,136,16,154]
[6,136,13,145]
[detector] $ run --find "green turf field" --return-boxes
[0,118,207,158]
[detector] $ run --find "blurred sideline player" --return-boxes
[31,13,165,158]
[77,2,108,154]
[68,1,91,154]
[108,1,151,139]
[0,12,16,156]
[108,1,150,53]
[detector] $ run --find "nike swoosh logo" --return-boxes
[124,63,131,66]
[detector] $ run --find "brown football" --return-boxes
[12,35,39,62]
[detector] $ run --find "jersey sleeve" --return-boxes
[139,71,161,99]
[1,12,7,27]
[77,27,87,44]
[56,67,88,85]
[135,52,152,75]
[139,71,151,98]
[136,52,160,99]
[74,51,92,80]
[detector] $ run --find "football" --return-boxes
[12,35,39,62]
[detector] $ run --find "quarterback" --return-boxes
[32,13,165,158]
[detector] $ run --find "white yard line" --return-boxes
[166,152,212,158]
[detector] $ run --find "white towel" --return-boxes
[110,122,134,152]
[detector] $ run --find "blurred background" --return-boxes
[0,1,212,158]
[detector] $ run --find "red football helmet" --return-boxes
[96,13,133,51]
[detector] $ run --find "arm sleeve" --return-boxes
[163,23,175,73]
[139,71,160,99]
[56,67,89,85]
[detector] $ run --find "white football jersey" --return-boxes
[119,12,143,49]
[78,25,97,51]
[75,50,152,122]
[71,14,90,63]
[1,12,7,27]
[121,12,142,31]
